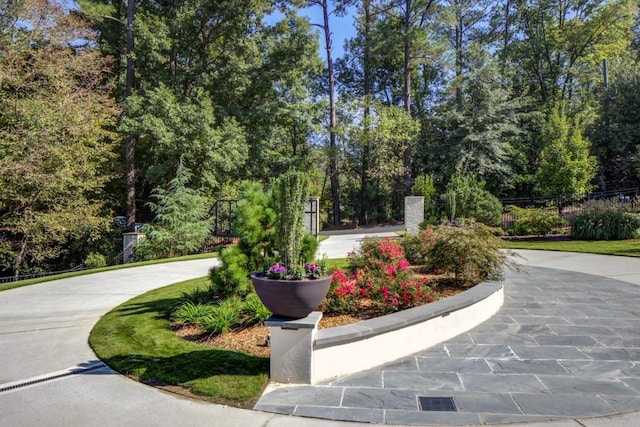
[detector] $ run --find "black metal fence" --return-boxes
[210,199,237,237]
[500,187,640,231]
[209,198,319,238]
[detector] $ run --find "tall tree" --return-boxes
[508,0,635,107]
[308,0,345,226]
[535,104,597,197]
[589,54,640,189]
[79,1,323,218]
[0,0,119,277]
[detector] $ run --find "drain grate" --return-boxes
[418,396,457,412]
[0,362,106,393]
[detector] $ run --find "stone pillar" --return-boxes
[405,196,425,235]
[122,232,144,264]
[265,312,322,384]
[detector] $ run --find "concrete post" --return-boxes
[265,312,322,383]
[405,196,425,235]
[122,232,144,264]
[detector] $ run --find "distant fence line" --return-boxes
[500,187,640,230]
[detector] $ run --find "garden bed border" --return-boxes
[266,280,504,384]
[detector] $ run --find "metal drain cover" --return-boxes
[418,396,457,412]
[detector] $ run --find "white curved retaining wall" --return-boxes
[312,282,504,383]
[265,281,504,385]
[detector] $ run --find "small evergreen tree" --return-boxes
[441,173,503,226]
[273,171,310,272]
[136,160,212,259]
[210,181,275,298]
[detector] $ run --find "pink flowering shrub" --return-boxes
[322,238,438,315]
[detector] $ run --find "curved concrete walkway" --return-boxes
[1,240,640,426]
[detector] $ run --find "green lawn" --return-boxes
[502,238,640,257]
[89,276,269,408]
[89,258,348,407]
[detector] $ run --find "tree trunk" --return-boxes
[360,0,372,225]
[403,0,412,196]
[455,8,463,110]
[125,0,136,230]
[320,0,341,227]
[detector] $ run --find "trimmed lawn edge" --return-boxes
[89,276,269,409]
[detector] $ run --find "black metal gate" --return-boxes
[210,200,237,237]
[210,198,319,238]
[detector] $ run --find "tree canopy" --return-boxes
[3,0,640,276]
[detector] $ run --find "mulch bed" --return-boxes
[173,276,468,358]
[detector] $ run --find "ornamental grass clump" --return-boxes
[571,199,640,240]
[322,238,438,315]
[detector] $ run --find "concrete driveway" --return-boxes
[2,237,640,426]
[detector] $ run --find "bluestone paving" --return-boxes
[255,263,640,425]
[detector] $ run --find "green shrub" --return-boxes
[210,246,252,298]
[571,199,640,240]
[423,222,505,286]
[84,252,107,269]
[179,285,216,305]
[441,173,502,227]
[402,228,436,265]
[300,233,319,263]
[273,171,309,269]
[506,206,565,236]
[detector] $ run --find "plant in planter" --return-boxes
[250,171,333,319]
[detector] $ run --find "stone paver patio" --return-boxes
[255,265,640,425]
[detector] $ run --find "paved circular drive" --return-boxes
[2,241,640,426]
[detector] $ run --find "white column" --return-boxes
[265,312,322,384]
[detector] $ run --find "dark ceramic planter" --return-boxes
[250,273,333,319]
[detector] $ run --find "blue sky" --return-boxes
[299,4,357,59]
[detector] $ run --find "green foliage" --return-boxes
[535,104,597,198]
[571,200,640,240]
[589,54,640,189]
[135,161,212,259]
[402,230,436,266]
[0,0,119,277]
[342,100,420,224]
[441,173,503,226]
[120,86,248,195]
[171,292,269,335]
[210,246,252,299]
[201,297,243,335]
[417,223,506,286]
[506,206,565,236]
[412,174,439,224]
[84,253,107,269]
[273,171,310,270]
[209,182,275,298]
[241,294,271,326]
[300,233,320,263]
[172,302,217,327]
